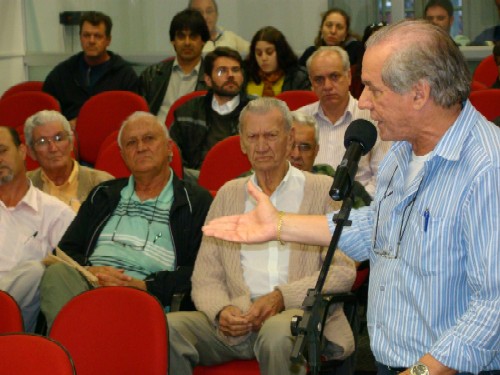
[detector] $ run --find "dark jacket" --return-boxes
[282,64,311,91]
[170,91,254,169]
[58,175,213,307]
[42,51,140,120]
[140,58,208,115]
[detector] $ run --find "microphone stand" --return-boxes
[290,193,354,375]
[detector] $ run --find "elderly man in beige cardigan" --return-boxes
[166,97,356,375]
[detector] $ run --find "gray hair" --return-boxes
[188,0,218,13]
[118,111,170,149]
[365,19,470,108]
[24,110,73,147]
[291,112,319,143]
[306,46,351,75]
[239,97,293,134]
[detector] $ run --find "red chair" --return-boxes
[0,91,60,132]
[0,333,76,374]
[1,81,44,100]
[95,136,183,179]
[469,89,500,121]
[165,90,208,129]
[197,135,251,193]
[473,55,498,87]
[276,90,318,111]
[194,360,260,375]
[471,80,488,91]
[0,291,24,333]
[49,287,167,375]
[75,91,149,165]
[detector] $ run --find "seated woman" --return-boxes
[244,26,310,97]
[299,8,364,68]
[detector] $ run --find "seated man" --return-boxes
[25,110,113,212]
[0,127,75,332]
[167,98,356,375]
[140,9,210,124]
[43,11,139,127]
[40,112,213,329]
[297,46,391,197]
[289,112,371,208]
[170,47,254,170]
[188,0,250,55]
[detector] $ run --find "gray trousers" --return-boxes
[0,260,45,332]
[167,309,307,375]
[40,263,92,330]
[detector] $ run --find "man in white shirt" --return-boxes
[170,47,254,170]
[0,127,74,332]
[188,0,250,55]
[166,98,356,375]
[296,46,391,197]
[140,9,210,124]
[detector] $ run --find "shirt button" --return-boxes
[389,246,393,252]
[380,285,385,291]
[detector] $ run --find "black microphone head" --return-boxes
[344,119,377,155]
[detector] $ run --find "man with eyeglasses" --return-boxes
[170,46,254,172]
[0,126,75,332]
[42,11,139,128]
[167,97,356,375]
[289,112,371,209]
[296,46,390,197]
[203,20,500,375]
[25,110,113,212]
[40,111,213,330]
[188,0,249,55]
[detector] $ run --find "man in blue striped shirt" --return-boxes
[203,20,500,375]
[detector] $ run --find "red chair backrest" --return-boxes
[0,91,60,130]
[95,136,183,179]
[1,81,44,100]
[198,135,251,192]
[0,291,24,333]
[471,80,488,91]
[165,90,208,129]
[473,55,498,87]
[276,90,318,111]
[49,287,167,375]
[194,359,261,374]
[75,91,149,165]
[469,89,500,121]
[0,333,76,374]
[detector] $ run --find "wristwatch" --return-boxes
[410,361,429,375]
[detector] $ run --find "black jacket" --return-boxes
[170,91,254,169]
[58,175,213,307]
[42,51,140,120]
[140,58,208,115]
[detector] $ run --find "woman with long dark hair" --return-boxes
[244,26,310,97]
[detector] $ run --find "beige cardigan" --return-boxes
[192,172,356,359]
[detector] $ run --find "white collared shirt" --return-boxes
[157,59,202,124]
[240,165,305,299]
[296,95,392,197]
[211,95,240,115]
[0,182,75,278]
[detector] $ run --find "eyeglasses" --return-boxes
[215,66,242,77]
[311,72,346,86]
[33,132,70,150]
[292,142,313,152]
[372,166,424,259]
[111,195,162,251]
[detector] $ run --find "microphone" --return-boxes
[330,119,377,201]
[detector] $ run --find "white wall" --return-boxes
[0,0,27,97]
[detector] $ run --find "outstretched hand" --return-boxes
[203,181,279,244]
